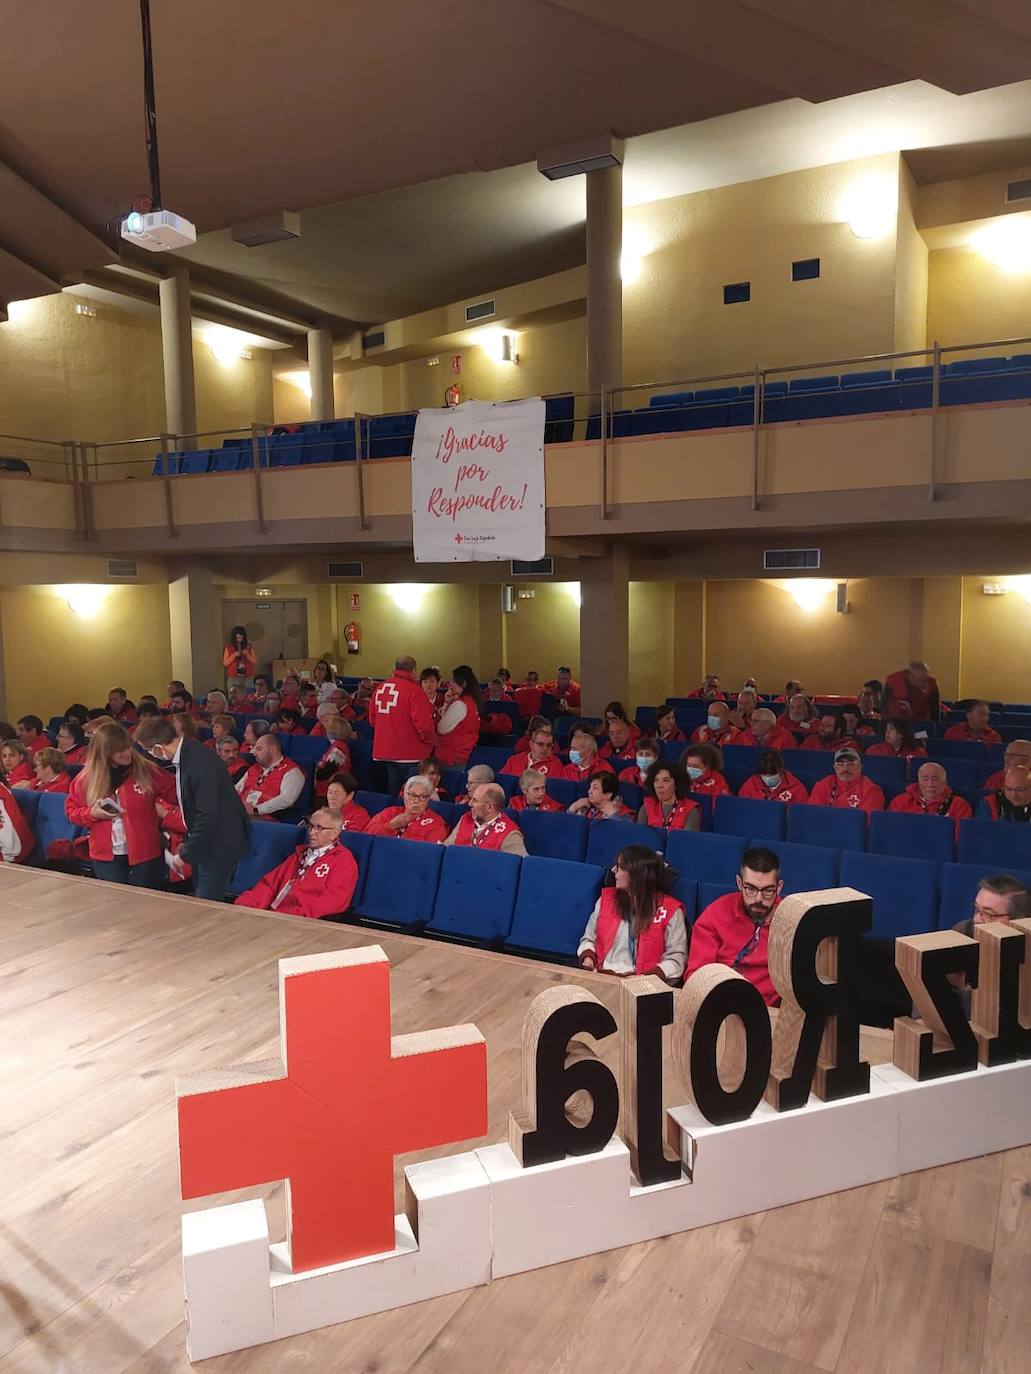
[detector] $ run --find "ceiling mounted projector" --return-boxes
[120,208,197,252]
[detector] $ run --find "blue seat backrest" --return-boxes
[713,795,786,842]
[356,835,443,928]
[427,846,521,941]
[356,789,395,817]
[506,856,605,958]
[227,821,304,896]
[839,851,939,940]
[153,452,182,476]
[754,838,838,895]
[585,819,664,871]
[860,755,906,785]
[511,808,587,862]
[945,356,1008,375]
[698,881,736,913]
[468,745,511,772]
[787,374,839,393]
[429,799,464,829]
[786,804,867,852]
[336,830,373,905]
[957,818,1031,871]
[928,738,987,762]
[721,745,760,773]
[180,449,212,475]
[649,391,694,408]
[31,791,82,863]
[665,829,744,884]
[544,393,576,445]
[933,757,980,791]
[544,778,578,808]
[670,873,698,921]
[869,810,954,865]
[783,748,834,777]
[937,861,1031,930]
[347,741,374,789]
[895,365,933,382]
[280,735,327,765]
[841,369,893,388]
[14,788,40,829]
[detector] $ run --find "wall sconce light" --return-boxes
[388,584,428,613]
[782,579,835,612]
[838,174,897,240]
[480,329,519,364]
[972,217,1031,273]
[62,584,108,618]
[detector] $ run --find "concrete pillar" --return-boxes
[159,265,198,441]
[168,563,219,696]
[586,164,623,404]
[673,582,706,695]
[579,549,630,713]
[307,326,335,421]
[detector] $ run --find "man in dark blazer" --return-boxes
[135,716,251,901]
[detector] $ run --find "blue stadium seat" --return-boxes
[665,829,744,885]
[347,741,374,789]
[268,432,304,466]
[649,390,694,409]
[839,852,939,940]
[544,779,578,808]
[355,789,395,817]
[869,810,955,865]
[755,839,838,895]
[669,874,698,920]
[468,746,512,772]
[713,795,786,842]
[180,449,213,475]
[787,804,867,852]
[14,789,40,829]
[783,748,834,777]
[505,857,605,958]
[697,881,736,913]
[585,819,664,871]
[930,757,981,791]
[280,735,328,765]
[957,818,1031,871]
[787,374,838,393]
[928,739,987,762]
[152,452,181,476]
[722,745,760,772]
[426,846,521,942]
[356,835,443,930]
[841,370,893,388]
[937,861,1031,931]
[31,791,82,865]
[279,763,314,824]
[945,355,1008,376]
[336,830,373,906]
[227,821,304,896]
[510,809,587,862]
[860,755,906,786]
[429,800,464,829]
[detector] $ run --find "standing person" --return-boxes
[0,781,33,863]
[311,659,337,703]
[882,661,941,723]
[577,846,688,982]
[134,716,252,901]
[66,721,175,888]
[434,665,483,768]
[370,655,438,795]
[223,626,257,690]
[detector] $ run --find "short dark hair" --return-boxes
[644,759,691,801]
[557,665,572,674]
[136,702,162,719]
[420,666,441,683]
[17,715,43,734]
[134,717,176,748]
[741,846,780,876]
[757,749,785,774]
[978,874,1030,919]
[278,707,302,725]
[328,770,358,795]
[593,772,620,799]
[64,703,89,724]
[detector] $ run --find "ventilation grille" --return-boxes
[361,330,385,351]
[510,557,554,576]
[1005,178,1031,203]
[327,560,364,579]
[763,548,821,571]
[106,558,138,579]
[465,298,496,323]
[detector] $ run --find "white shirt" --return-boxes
[437,699,469,735]
[236,757,305,815]
[578,897,688,981]
[0,801,21,862]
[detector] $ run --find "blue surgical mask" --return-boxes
[687,765,704,780]
[635,754,653,773]
[707,715,722,731]
[568,749,582,766]
[761,773,782,789]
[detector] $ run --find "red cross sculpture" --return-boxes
[176,947,488,1273]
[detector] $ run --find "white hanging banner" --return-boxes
[411,397,546,562]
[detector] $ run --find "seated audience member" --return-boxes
[883,660,940,723]
[691,701,739,747]
[653,704,685,744]
[578,845,687,982]
[522,670,541,690]
[33,747,70,794]
[742,676,759,692]
[172,712,199,741]
[808,747,885,812]
[801,713,848,752]
[778,692,819,736]
[513,714,552,752]
[569,772,635,820]
[16,715,48,756]
[138,695,159,708]
[163,680,186,711]
[207,714,236,750]
[63,702,90,727]
[350,677,375,719]
[496,668,514,694]
[275,706,304,736]
[598,702,640,761]
[502,727,566,780]
[235,808,358,919]
[84,712,115,738]
[456,762,495,804]
[729,688,758,731]
[216,734,250,782]
[325,772,370,831]
[687,674,725,701]
[619,737,661,788]
[953,874,1030,937]
[0,780,34,863]
[513,672,544,720]
[511,768,563,813]
[227,683,254,714]
[774,679,805,704]
[639,761,700,831]
[313,717,354,797]
[481,679,514,736]
[235,732,305,819]
[106,688,137,723]
[739,748,809,804]
[168,689,204,721]
[857,686,881,720]
[242,719,271,754]
[563,729,615,783]
[682,743,731,798]
[205,690,229,718]
[985,739,1031,791]
[260,690,282,720]
[686,847,783,1006]
[312,659,337,703]
[444,783,527,855]
[733,707,797,752]
[0,722,15,742]
[56,720,88,765]
[944,700,1002,745]
[415,757,450,801]
[299,684,320,720]
[865,719,927,761]
[543,666,581,713]
[434,665,483,767]
[133,702,162,734]
[978,765,1031,823]
[889,761,972,823]
[2,740,35,787]
[250,674,273,709]
[366,774,449,842]
[280,674,302,706]
[840,705,875,740]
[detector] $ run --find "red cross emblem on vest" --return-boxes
[176,947,487,1273]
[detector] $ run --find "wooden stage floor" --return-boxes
[0,864,1027,1374]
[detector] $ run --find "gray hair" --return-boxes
[519,768,546,792]
[751,707,776,726]
[403,775,433,797]
[207,690,228,711]
[310,806,342,834]
[466,763,495,785]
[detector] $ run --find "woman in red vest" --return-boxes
[577,845,688,982]
[2,740,35,788]
[325,772,371,832]
[223,625,256,689]
[682,743,732,798]
[638,762,701,831]
[865,719,927,762]
[434,665,483,767]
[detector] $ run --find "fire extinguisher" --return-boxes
[445,383,461,407]
[344,621,361,655]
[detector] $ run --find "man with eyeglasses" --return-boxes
[685,847,783,1006]
[234,808,357,919]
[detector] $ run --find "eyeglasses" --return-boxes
[741,882,779,900]
[306,822,336,833]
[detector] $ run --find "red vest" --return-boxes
[450,811,522,849]
[367,806,449,842]
[642,795,698,829]
[739,771,808,804]
[66,764,176,863]
[510,794,563,813]
[434,696,481,767]
[888,784,972,822]
[943,723,1002,745]
[237,757,302,809]
[594,888,681,974]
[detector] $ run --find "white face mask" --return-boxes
[761,773,782,789]
[568,749,582,766]
[707,715,722,731]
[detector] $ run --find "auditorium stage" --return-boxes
[0,864,1027,1374]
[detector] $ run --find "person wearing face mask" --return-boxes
[569,772,635,820]
[889,761,971,825]
[638,761,700,831]
[738,749,809,804]
[681,744,731,798]
[652,704,685,744]
[808,747,884,812]
[597,702,640,761]
[690,701,739,748]
[510,768,564,813]
[733,707,798,752]
[501,727,566,780]
[562,729,615,783]
[686,848,783,1006]
[619,739,661,789]
[577,845,688,982]
[978,764,1031,823]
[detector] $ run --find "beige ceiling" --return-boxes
[4,0,1031,328]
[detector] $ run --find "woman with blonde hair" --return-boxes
[65,721,175,887]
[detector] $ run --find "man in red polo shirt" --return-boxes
[808,747,884,812]
[686,847,782,1006]
[444,783,527,855]
[370,654,438,795]
[889,761,972,823]
[543,666,581,713]
[944,700,1002,745]
[733,707,797,752]
[501,727,565,779]
[690,701,739,747]
[562,729,615,783]
[882,660,941,723]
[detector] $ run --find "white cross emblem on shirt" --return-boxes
[374,682,400,714]
[314,862,330,878]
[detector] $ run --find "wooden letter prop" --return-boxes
[894,931,979,1081]
[509,985,618,1167]
[673,964,772,1127]
[970,919,1031,1066]
[176,947,487,1273]
[619,977,681,1186]
[766,889,872,1112]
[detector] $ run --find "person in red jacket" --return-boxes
[944,700,1002,745]
[733,707,798,752]
[619,738,661,789]
[690,701,739,748]
[444,783,527,854]
[236,810,358,919]
[370,655,439,795]
[206,713,237,752]
[777,692,819,737]
[215,734,251,783]
[106,688,137,724]
[638,761,700,830]
[597,703,640,762]
[653,704,685,744]
[808,748,884,812]
[562,729,616,783]
[0,780,34,863]
[513,672,544,721]
[227,684,255,715]
[223,626,257,688]
[578,845,688,982]
[511,768,564,813]
[543,667,581,714]
[889,762,972,825]
[501,727,566,780]
[481,679,514,737]
[978,766,1031,823]
[16,715,49,756]
[569,772,636,821]
[325,772,371,832]
[56,721,88,765]
[840,705,876,740]
[2,740,35,788]
[32,748,71,794]
[687,674,726,701]
[738,749,809,804]
[682,743,732,798]
[685,847,783,1006]
[985,739,1031,792]
[235,733,306,819]
[865,720,927,762]
[434,666,484,768]
[882,661,941,723]
[313,717,354,799]
[66,720,174,886]
[366,774,449,842]
[801,714,851,753]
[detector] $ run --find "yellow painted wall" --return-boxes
[957,576,1031,702]
[628,582,674,709]
[329,582,482,679]
[501,582,580,683]
[927,246,1031,353]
